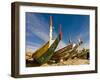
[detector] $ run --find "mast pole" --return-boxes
[49,16,53,47]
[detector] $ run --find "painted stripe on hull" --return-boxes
[36,36,60,64]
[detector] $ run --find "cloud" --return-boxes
[26,13,50,52]
[26,41,41,47]
[30,27,49,42]
[26,13,50,42]
[26,45,39,53]
[26,41,42,52]
[77,31,89,40]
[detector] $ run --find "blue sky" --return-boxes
[25,12,89,52]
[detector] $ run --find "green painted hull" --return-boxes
[35,36,60,64]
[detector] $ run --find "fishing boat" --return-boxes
[32,16,62,64]
[51,38,83,62]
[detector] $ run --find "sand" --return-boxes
[40,58,89,67]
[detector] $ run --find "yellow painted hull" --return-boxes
[32,41,49,59]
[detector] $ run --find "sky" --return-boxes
[25,12,89,52]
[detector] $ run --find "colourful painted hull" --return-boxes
[35,36,60,64]
[32,41,49,59]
